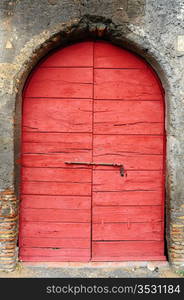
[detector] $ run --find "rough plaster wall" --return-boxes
[0,0,184,270]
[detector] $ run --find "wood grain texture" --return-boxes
[92,155,163,171]
[41,42,93,67]
[25,67,93,98]
[93,135,164,156]
[94,69,162,100]
[22,167,91,183]
[93,222,163,240]
[20,195,91,209]
[22,142,92,157]
[21,154,92,168]
[20,248,90,256]
[93,170,163,191]
[22,132,92,143]
[21,208,90,222]
[19,248,90,261]
[20,222,90,238]
[94,41,147,69]
[92,256,166,261]
[93,206,162,223]
[94,100,164,134]
[19,256,90,262]
[92,241,164,259]
[21,181,91,196]
[23,98,92,133]
[19,237,90,248]
[93,190,163,206]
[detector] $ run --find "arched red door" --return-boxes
[19,41,165,262]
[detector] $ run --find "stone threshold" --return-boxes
[22,261,169,269]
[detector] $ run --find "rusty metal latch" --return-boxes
[65,161,125,176]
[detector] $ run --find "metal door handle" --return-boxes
[65,161,125,176]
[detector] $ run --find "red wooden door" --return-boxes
[19,41,165,262]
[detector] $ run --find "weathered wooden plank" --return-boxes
[94,100,164,134]
[93,135,164,157]
[92,155,163,171]
[22,132,92,143]
[20,195,91,209]
[21,208,90,223]
[19,237,90,248]
[19,248,90,258]
[93,190,163,206]
[23,98,92,133]
[22,167,91,183]
[19,222,90,238]
[21,154,92,168]
[92,241,165,258]
[21,153,163,170]
[21,181,91,196]
[94,41,147,69]
[93,222,163,240]
[22,152,92,169]
[93,206,162,223]
[19,255,90,262]
[92,256,166,261]
[93,170,163,191]
[41,42,93,67]
[22,142,92,156]
[94,69,163,100]
[25,67,93,98]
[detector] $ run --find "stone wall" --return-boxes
[0,0,184,271]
